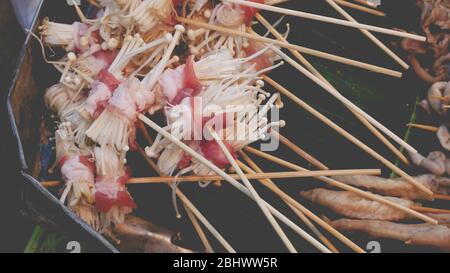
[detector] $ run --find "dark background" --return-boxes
[0,0,33,252]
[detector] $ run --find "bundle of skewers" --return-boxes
[36,0,450,252]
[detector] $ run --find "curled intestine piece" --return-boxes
[419,99,432,114]
[427,81,448,115]
[410,55,446,84]
[409,150,446,175]
[433,52,450,79]
[437,124,450,150]
[400,38,427,54]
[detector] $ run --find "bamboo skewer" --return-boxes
[182,202,214,253]
[270,47,416,155]
[225,0,425,41]
[412,206,450,215]
[136,145,235,253]
[434,194,450,201]
[243,147,438,224]
[353,0,379,8]
[333,0,386,17]
[263,76,432,196]
[176,188,236,252]
[256,15,409,165]
[138,114,332,253]
[176,17,402,78]
[237,154,342,253]
[207,127,297,253]
[237,153,364,253]
[271,130,329,170]
[265,0,290,6]
[407,123,439,133]
[137,120,155,146]
[326,0,409,69]
[41,169,381,187]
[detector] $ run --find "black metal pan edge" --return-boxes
[6,0,118,253]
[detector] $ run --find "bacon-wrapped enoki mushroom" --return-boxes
[53,47,119,91]
[85,25,185,151]
[331,219,450,251]
[332,174,450,201]
[186,0,264,58]
[144,45,283,176]
[124,0,175,34]
[45,83,91,145]
[150,46,281,113]
[89,0,176,73]
[146,77,283,176]
[300,188,419,221]
[93,146,136,231]
[55,123,98,229]
[39,17,105,53]
[79,34,170,121]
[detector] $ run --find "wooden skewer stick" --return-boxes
[412,206,450,215]
[136,145,234,253]
[72,3,88,23]
[407,123,439,133]
[137,120,155,145]
[182,202,214,253]
[41,169,381,187]
[434,194,450,201]
[243,147,438,224]
[326,0,409,69]
[256,15,409,165]
[138,114,332,253]
[136,136,214,252]
[263,76,432,196]
[270,47,416,154]
[333,0,386,17]
[176,17,402,78]
[238,153,365,253]
[207,127,297,253]
[238,153,344,253]
[271,130,329,170]
[353,0,379,8]
[265,0,290,6]
[225,0,425,41]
